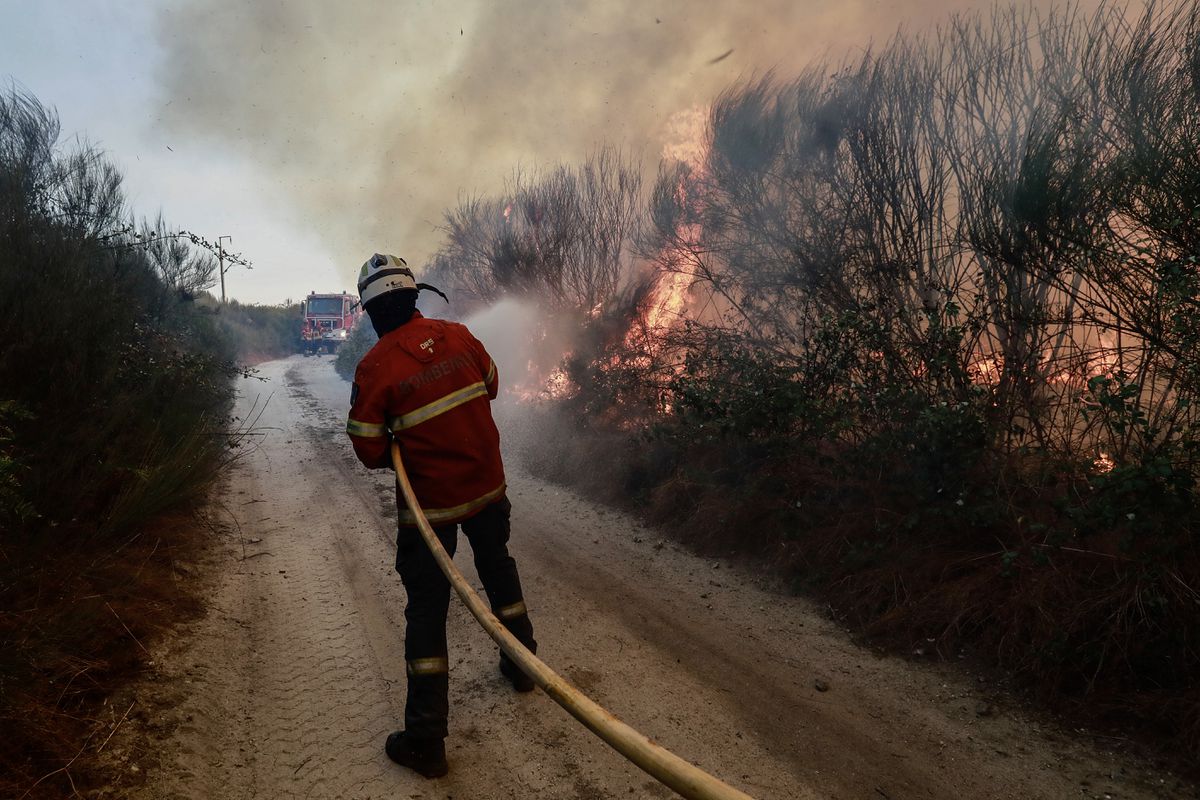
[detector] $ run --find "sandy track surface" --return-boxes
[114,356,1187,800]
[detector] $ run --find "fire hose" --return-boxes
[390,442,756,800]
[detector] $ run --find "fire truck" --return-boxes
[300,292,361,355]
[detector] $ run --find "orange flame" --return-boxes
[508,356,574,403]
[643,270,691,332]
[969,356,1004,385]
[632,105,708,342]
[661,105,708,167]
[507,105,708,407]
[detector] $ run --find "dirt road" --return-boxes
[115,356,1186,800]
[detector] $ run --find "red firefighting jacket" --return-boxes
[346,311,505,525]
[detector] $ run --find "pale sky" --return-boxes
[0,0,1109,305]
[0,0,343,304]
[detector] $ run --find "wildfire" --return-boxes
[970,356,1004,385]
[1046,367,1075,385]
[642,270,691,332]
[1087,345,1119,378]
[505,104,709,406]
[543,366,570,397]
[508,359,574,403]
[967,335,1125,390]
[630,105,709,343]
[661,105,708,168]
[1094,451,1116,473]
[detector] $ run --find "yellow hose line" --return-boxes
[390,443,756,800]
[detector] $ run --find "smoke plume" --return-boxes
[154,0,1103,283]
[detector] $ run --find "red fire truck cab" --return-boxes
[300,292,361,355]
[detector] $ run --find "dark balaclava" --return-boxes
[365,289,419,337]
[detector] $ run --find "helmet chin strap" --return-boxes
[417,283,449,303]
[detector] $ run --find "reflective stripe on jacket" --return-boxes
[346,311,504,525]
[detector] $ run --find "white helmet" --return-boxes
[357,253,417,307]
[357,253,449,307]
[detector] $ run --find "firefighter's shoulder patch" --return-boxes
[401,324,444,363]
[350,382,360,407]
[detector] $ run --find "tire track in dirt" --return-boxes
[129,366,401,799]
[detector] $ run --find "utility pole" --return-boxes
[218,235,232,304]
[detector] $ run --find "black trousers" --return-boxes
[395,496,536,740]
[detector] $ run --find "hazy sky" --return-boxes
[0,0,1106,304]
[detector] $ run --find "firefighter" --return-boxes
[345,253,537,779]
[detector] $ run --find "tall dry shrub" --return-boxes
[428,146,643,314]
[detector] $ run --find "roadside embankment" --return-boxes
[0,88,242,799]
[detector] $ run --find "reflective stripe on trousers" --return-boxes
[395,497,535,740]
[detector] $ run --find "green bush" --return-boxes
[216,298,302,363]
[0,87,234,535]
[335,315,377,380]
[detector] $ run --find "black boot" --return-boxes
[499,653,536,693]
[385,731,448,778]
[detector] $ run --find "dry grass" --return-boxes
[0,510,210,799]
